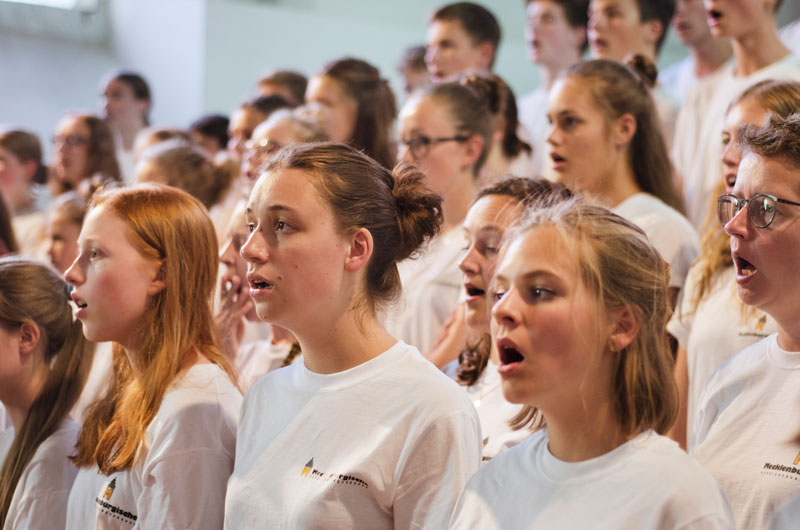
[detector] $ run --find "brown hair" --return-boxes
[423,82,494,177]
[51,190,88,227]
[0,198,18,255]
[456,176,573,386]
[52,114,122,196]
[72,184,237,473]
[432,2,501,67]
[137,139,237,209]
[688,81,800,314]
[525,0,590,53]
[0,129,48,185]
[318,58,397,170]
[0,257,94,526]
[634,0,675,54]
[262,143,442,313]
[739,113,800,167]
[106,71,152,125]
[565,59,682,212]
[257,70,308,107]
[509,199,677,436]
[460,72,532,160]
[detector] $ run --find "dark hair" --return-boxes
[423,82,493,177]
[0,129,48,185]
[318,58,398,170]
[455,176,573,386]
[108,71,152,125]
[242,94,293,118]
[525,0,590,53]
[189,114,230,151]
[565,59,682,212]
[258,70,308,107]
[398,45,428,74]
[53,114,122,196]
[460,72,532,159]
[739,112,800,169]
[262,143,442,312]
[0,257,95,526]
[0,198,18,255]
[432,2,502,67]
[635,0,675,54]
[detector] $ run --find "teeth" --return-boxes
[741,268,755,276]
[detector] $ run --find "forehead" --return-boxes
[528,0,568,17]
[591,0,641,16]
[81,205,125,239]
[248,168,329,216]
[230,108,264,130]
[104,78,135,96]
[306,75,345,100]
[400,94,455,133]
[57,116,90,136]
[498,225,578,279]
[465,194,522,230]
[735,152,800,198]
[725,97,767,129]
[427,19,475,45]
[549,77,598,113]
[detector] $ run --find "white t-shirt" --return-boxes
[654,85,678,151]
[235,339,294,391]
[517,86,549,178]
[460,361,529,461]
[11,209,47,260]
[66,363,242,530]
[0,419,81,530]
[780,19,800,53]
[383,225,465,353]
[449,428,733,529]
[692,334,800,530]
[660,57,698,106]
[673,54,800,229]
[71,341,114,423]
[116,148,136,186]
[612,192,699,289]
[0,404,10,432]
[767,493,800,530]
[224,341,482,530]
[667,264,776,444]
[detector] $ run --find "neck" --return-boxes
[544,395,628,462]
[2,365,47,431]
[731,23,790,77]
[2,184,33,215]
[269,324,296,346]
[479,141,510,187]
[540,53,579,91]
[441,171,477,231]
[595,153,641,208]
[776,321,800,352]
[689,37,732,77]
[295,310,397,374]
[116,121,145,151]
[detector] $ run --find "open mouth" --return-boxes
[724,173,736,190]
[735,255,756,277]
[71,293,87,309]
[498,342,524,366]
[250,279,273,289]
[465,284,486,297]
[707,9,722,22]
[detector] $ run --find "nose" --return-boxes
[721,139,741,171]
[723,201,751,240]
[220,237,237,265]
[399,143,415,164]
[492,288,521,328]
[545,121,560,148]
[63,256,84,286]
[458,244,480,275]
[424,46,438,68]
[240,229,268,264]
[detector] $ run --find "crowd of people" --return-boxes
[1,0,800,528]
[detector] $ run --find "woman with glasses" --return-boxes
[52,114,121,198]
[668,80,800,449]
[390,82,491,365]
[546,57,698,305]
[692,113,800,530]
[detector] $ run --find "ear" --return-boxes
[137,100,150,120]
[477,42,495,70]
[460,134,485,171]
[18,321,41,357]
[642,19,663,48]
[613,113,637,147]
[607,305,640,353]
[146,259,167,296]
[344,227,373,274]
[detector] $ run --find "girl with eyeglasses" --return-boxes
[449,199,733,529]
[692,112,800,530]
[668,80,800,449]
[0,129,48,258]
[224,143,481,529]
[52,114,121,198]
[546,57,698,307]
[390,82,491,366]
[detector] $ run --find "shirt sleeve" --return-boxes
[392,409,482,530]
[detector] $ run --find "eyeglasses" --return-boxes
[717,193,800,228]
[52,134,88,147]
[400,135,469,161]
[244,137,283,156]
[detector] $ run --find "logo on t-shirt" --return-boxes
[95,478,137,525]
[103,478,116,500]
[298,457,369,489]
[761,451,800,482]
[740,314,770,338]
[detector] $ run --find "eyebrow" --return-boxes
[245,204,298,216]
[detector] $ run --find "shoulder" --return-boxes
[703,334,775,393]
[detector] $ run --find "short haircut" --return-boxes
[739,112,800,170]
[526,0,589,30]
[431,2,501,63]
[635,0,676,54]
[257,70,308,106]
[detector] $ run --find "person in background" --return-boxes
[519,0,588,177]
[0,129,49,258]
[425,2,501,83]
[0,257,95,530]
[189,114,230,157]
[100,71,151,183]
[256,70,308,107]
[306,57,397,169]
[228,95,292,163]
[449,199,733,529]
[0,198,18,257]
[45,191,86,274]
[397,45,433,98]
[659,0,731,103]
[132,127,192,160]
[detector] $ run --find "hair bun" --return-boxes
[626,54,658,88]
[391,163,443,262]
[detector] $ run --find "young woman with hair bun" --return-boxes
[224,143,481,529]
[449,199,733,529]
[546,56,698,303]
[64,184,241,529]
[0,257,95,529]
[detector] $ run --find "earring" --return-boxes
[609,340,616,353]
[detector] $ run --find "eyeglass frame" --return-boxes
[717,193,800,229]
[399,134,470,161]
[52,134,89,147]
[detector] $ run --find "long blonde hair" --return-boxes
[72,184,237,473]
[509,199,677,436]
[0,257,95,526]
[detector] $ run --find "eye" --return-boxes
[530,287,555,301]
[88,249,101,259]
[247,222,256,233]
[275,220,286,231]
[490,289,506,302]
